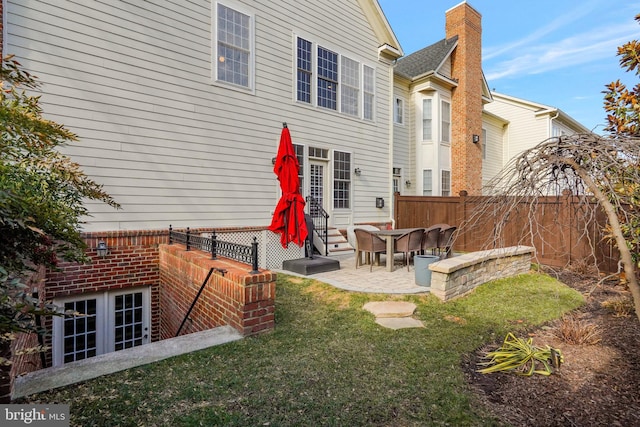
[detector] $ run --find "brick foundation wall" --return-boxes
[41,230,166,368]
[159,244,275,338]
[446,3,483,195]
[429,246,534,301]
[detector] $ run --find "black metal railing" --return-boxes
[305,196,329,256]
[169,225,259,274]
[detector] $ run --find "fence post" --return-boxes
[211,231,217,259]
[250,237,259,274]
[186,227,191,251]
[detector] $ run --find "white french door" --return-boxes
[309,160,328,215]
[53,287,150,366]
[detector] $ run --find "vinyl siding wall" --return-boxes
[392,81,411,195]
[483,97,549,167]
[481,113,505,187]
[5,0,394,231]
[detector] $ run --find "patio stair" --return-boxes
[313,227,354,256]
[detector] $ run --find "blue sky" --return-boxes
[378,0,640,133]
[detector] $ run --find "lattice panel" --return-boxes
[202,231,303,270]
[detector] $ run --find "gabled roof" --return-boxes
[357,0,403,59]
[394,36,458,80]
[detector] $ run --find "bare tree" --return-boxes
[464,133,640,321]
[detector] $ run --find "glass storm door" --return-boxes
[309,160,327,215]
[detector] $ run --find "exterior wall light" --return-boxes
[405,180,411,188]
[375,197,384,208]
[354,168,362,176]
[97,240,109,257]
[472,134,480,143]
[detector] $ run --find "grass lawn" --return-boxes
[23,271,584,426]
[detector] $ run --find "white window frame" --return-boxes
[422,169,433,196]
[341,56,360,116]
[295,35,375,121]
[441,170,451,196]
[392,167,402,194]
[333,150,352,209]
[53,287,151,367]
[213,1,255,92]
[422,98,432,141]
[394,97,404,125]
[441,100,451,144]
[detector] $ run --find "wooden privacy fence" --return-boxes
[394,193,619,272]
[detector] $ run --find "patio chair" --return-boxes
[354,228,387,271]
[394,228,424,271]
[437,226,457,259]
[421,226,441,255]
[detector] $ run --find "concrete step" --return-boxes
[12,325,243,399]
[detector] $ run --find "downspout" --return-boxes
[388,62,396,229]
[549,109,560,137]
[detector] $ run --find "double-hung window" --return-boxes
[441,170,451,196]
[341,57,360,116]
[394,97,404,125]
[215,3,253,89]
[333,151,351,209]
[423,169,433,196]
[422,99,432,141]
[441,101,451,143]
[296,37,374,120]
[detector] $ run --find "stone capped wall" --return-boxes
[429,246,534,301]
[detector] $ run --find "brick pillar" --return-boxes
[446,2,483,195]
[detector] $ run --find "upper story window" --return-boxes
[215,3,253,89]
[341,57,360,116]
[394,97,404,125]
[318,47,338,110]
[363,66,375,121]
[422,99,432,141]
[393,167,402,193]
[441,100,451,143]
[297,38,313,103]
[296,37,375,121]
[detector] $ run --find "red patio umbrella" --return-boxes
[268,123,308,248]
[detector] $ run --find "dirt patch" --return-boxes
[463,270,640,426]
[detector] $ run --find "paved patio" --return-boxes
[277,252,432,294]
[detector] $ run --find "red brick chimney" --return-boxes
[446,1,483,195]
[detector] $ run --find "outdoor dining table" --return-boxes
[372,228,424,272]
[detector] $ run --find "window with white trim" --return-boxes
[441,100,451,143]
[423,169,433,196]
[294,143,304,194]
[333,151,351,209]
[341,57,359,116]
[214,3,253,89]
[296,36,374,120]
[363,65,375,121]
[296,38,313,103]
[394,97,404,124]
[53,287,150,366]
[422,99,432,141]
[318,46,338,110]
[441,170,451,196]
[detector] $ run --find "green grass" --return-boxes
[22,272,583,426]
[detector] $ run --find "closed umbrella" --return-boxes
[268,123,308,248]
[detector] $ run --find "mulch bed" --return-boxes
[463,269,640,426]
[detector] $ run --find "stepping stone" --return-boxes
[375,317,425,330]
[363,301,416,318]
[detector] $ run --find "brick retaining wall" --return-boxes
[159,244,275,338]
[429,246,534,301]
